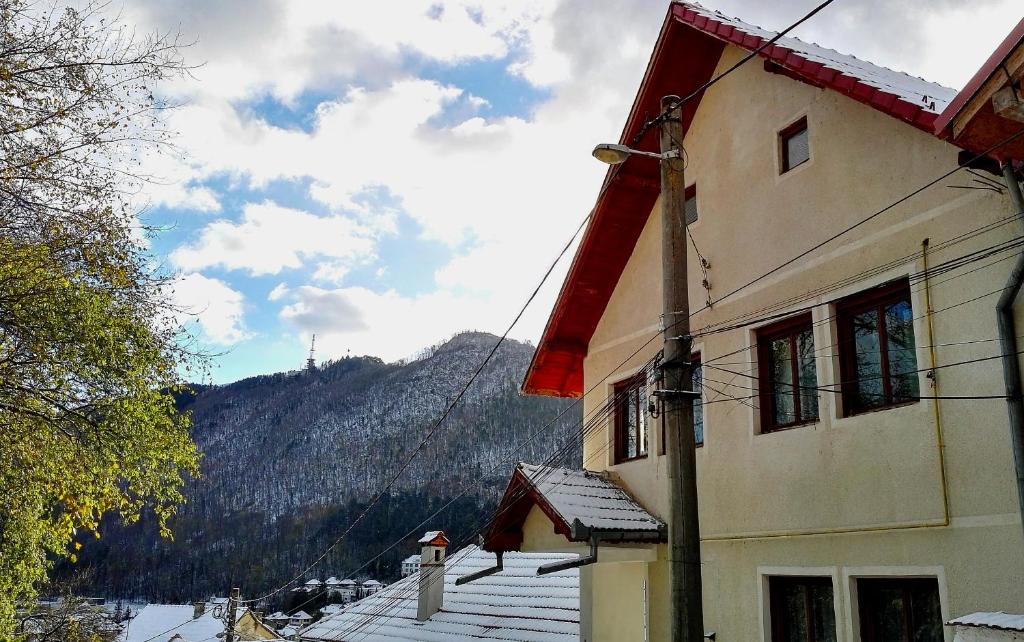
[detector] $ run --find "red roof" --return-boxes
[523,1,958,397]
[933,17,1024,161]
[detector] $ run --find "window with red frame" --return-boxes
[837,279,919,416]
[757,314,819,431]
[614,373,647,462]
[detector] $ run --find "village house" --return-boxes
[120,600,278,642]
[400,554,420,577]
[299,530,580,642]
[483,3,1024,641]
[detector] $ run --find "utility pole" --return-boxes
[659,94,704,642]
[225,587,239,642]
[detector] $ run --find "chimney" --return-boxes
[416,530,450,621]
[192,602,205,619]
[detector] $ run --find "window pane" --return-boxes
[909,582,942,642]
[785,126,810,170]
[771,337,796,424]
[852,309,885,409]
[692,361,703,445]
[796,329,819,421]
[885,299,919,403]
[637,385,648,456]
[685,191,698,225]
[809,582,837,642]
[781,584,809,642]
[625,389,638,459]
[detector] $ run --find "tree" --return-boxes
[0,0,200,635]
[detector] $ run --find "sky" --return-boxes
[123,0,1022,384]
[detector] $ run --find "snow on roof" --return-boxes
[418,530,449,545]
[325,576,341,585]
[339,579,357,586]
[948,612,1024,631]
[267,611,289,620]
[119,604,235,642]
[321,604,345,615]
[402,555,420,564]
[305,578,322,585]
[290,610,313,620]
[300,545,579,642]
[520,463,665,533]
[362,579,382,586]
[678,2,956,114]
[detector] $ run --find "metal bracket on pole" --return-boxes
[455,551,503,586]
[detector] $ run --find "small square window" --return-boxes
[614,373,647,463]
[780,117,810,173]
[757,314,819,431]
[837,279,919,415]
[684,184,698,225]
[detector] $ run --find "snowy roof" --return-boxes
[676,2,956,115]
[418,530,450,546]
[119,604,238,642]
[300,545,579,642]
[325,576,341,585]
[290,610,313,620]
[305,579,322,586]
[338,579,357,586]
[362,579,382,586]
[948,612,1024,631]
[267,611,289,620]
[520,463,664,533]
[402,555,420,564]
[321,604,345,615]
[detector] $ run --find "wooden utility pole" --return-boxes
[659,94,704,642]
[225,587,240,642]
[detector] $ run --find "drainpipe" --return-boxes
[996,161,1024,539]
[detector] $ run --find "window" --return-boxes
[769,576,837,642]
[757,314,819,431]
[780,117,810,173]
[614,373,647,462]
[692,354,703,446]
[659,354,703,453]
[684,184,698,225]
[837,280,919,415]
[857,578,942,642]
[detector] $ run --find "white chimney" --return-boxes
[416,530,449,621]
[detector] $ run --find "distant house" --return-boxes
[300,531,580,641]
[358,580,382,598]
[400,555,419,577]
[303,579,321,592]
[288,610,313,627]
[323,577,342,597]
[120,601,277,642]
[335,579,357,603]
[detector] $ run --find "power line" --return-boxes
[631,0,840,146]
[242,207,593,603]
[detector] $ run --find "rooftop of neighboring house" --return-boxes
[948,612,1024,632]
[119,602,236,642]
[402,555,420,564]
[521,0,1009,398]
[299,545,580,642]
[485,463,666,552]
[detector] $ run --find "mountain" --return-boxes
[62,332,580,604]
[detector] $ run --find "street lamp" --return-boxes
[591,142,680,165]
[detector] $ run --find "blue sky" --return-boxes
[122,0,1021,384]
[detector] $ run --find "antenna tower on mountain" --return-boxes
[306,334,317,372]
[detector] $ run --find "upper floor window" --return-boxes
[659,353,703,452]
[769,576,837,642]
[757,314,819,431]
[837,279,919,415]
[692,354,704,446]
[857,578,942,642]
[614,373,647,462]
[684,184,698,225]
[780,117,809,173]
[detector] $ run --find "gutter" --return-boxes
[997,161,1024,539]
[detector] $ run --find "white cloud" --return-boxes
[171,201,377,277]
[171,273,250,345]
[131,0,1024,368]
